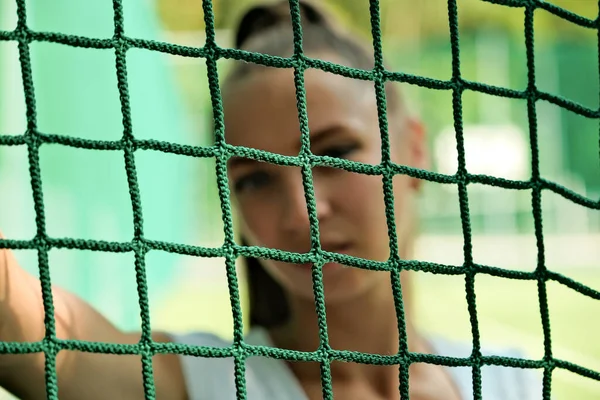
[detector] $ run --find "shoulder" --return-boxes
[168,330,242,400]
[479,345,543,400]
[429,336,543,400]
[168,328,304,400]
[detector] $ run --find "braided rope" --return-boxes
[0,0,599,399]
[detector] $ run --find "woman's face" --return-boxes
[224,62,427,304]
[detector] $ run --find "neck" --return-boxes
[278,272,419,350]
[267,271,430,394]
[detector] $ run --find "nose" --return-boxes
[281,169,331,236]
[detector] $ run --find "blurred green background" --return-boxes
[0,0,598,399]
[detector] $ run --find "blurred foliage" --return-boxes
[155,0,598,42]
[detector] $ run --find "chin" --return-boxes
[294,265,382,304]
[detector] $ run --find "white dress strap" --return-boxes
[170,328,307,400]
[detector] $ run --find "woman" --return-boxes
[0,1,540,399]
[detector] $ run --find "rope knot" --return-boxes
[131,238,147,254]
[372,69,385,83]
[14,26,30,43]
[32,234,49,251]
[113,37,130,53]
[299,154,311,167]
[451,77,464,93]
[203,43,219,61]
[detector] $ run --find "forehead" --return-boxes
[222,67,378,154]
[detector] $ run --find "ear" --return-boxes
[405,116,429,191]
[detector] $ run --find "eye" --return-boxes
[318,144,358,159]
[233,170,271,194]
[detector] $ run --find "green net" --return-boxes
[0,0,599,399]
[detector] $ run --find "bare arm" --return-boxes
[0,234,187,400]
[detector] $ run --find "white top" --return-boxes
[171,328,543,399]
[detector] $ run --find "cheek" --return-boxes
[332,172,415,258]
[339,173,386,218]
[236,198,278,247]
[331,171,390,250]
[392,175,417,250]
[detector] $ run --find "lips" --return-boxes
[291,241,352,270]
[289,239,352,255]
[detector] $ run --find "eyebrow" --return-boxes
[228,156,258,169]
[227,124,350,169]
[309,125,347,149]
